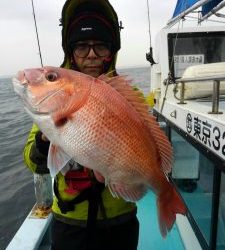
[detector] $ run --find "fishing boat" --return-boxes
[149,0,225,249]
[6,0,225,249]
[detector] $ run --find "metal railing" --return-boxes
[176,74,225,114]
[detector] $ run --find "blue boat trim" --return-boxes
[202,0,224,16]
[173,0,200,18]
[168,0,225,26]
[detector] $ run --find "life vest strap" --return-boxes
[54,178,106,249]
[54,178,105,214]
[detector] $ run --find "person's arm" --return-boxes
[23,124,50,174]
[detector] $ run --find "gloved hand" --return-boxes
[35,131,50,156]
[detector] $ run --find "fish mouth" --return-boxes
[12,71,28,95]
[13,73,67,116]
[12,77,29,103]
[12,76,49,115]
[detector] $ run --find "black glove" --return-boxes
[35,131,50,156]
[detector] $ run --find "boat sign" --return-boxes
[174,54,204,77]
[186,112,225,157]
[162,101,225,161]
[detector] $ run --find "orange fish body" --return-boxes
[14,66,186,237]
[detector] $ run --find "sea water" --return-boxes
[0,75,35,249]
[0,66,150,249]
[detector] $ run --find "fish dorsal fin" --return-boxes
[99,74,173,174]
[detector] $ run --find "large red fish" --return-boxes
[13,66,186,237]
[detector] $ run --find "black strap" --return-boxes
[54,178,105,249]
[54,179,104,213]
[86,181,105,250]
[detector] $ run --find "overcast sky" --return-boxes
[0,0,177,76]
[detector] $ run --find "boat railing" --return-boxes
[176,74,225,114]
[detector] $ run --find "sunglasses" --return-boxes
[72,42,112,58]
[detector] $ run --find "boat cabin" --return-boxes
[151,24,225,250]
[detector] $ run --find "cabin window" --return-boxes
[171,129,214,245]
[168,32,225,78]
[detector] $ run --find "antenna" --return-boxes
[31,0,43,67]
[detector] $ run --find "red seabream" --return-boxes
[13,66,186,237]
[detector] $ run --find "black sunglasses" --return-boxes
[72,42,112,58]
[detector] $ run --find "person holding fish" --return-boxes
[14,0,188,249]
[23,0,140,250]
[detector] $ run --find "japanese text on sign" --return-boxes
[174,54,204,78]
[186,113,225,156]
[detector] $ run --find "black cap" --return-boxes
[68,14,115,50]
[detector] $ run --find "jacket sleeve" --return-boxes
[23,123,50,174]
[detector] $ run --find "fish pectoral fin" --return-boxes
[47,143,71,177]
[52,89,90,127]
[107,183,147,202]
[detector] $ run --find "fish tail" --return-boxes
[157,185,186,238]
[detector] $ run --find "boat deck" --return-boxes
[137,191,184,250]
[39,192,185,250]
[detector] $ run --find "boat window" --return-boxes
[217,173,225,250]
[168,32,225,78]
[171,129,214,245]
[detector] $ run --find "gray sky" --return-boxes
[0,0,177,76]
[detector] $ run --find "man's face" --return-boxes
[72,40,112,77]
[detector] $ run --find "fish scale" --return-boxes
[55,83,154,185]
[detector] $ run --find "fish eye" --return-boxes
[46,72,58,82]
